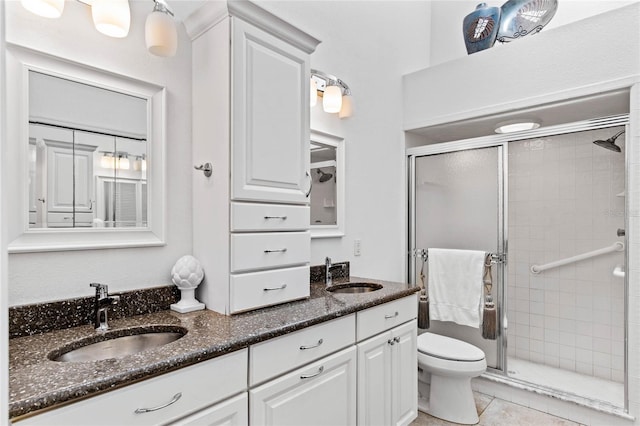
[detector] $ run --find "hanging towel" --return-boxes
[428,248,485,328]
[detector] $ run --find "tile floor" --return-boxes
[410,391,580,426]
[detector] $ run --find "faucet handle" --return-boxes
[90,283,108,297]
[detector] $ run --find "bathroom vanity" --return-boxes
[9,279,419,425]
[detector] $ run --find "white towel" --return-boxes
[428,248,485,328]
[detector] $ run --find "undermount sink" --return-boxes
[326,282,383,294]
[50,326,187,362]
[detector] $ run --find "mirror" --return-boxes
[6,46,166,252]
[28,71,148,229]
[310,130,345,238]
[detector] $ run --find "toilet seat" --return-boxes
[417,332,485,362]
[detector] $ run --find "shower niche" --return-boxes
[407,116,629,411]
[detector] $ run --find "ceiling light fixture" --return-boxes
[494,120,541,134]
[310,69,353,119]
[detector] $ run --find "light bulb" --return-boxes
[338,94,353,119]
[145,7,177,57]
[310,78,318,107]
[323,85,342,113]
[21,0,64,18]
[92,0,131,38]
[118,155,130,170]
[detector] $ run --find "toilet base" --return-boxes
[425,374,479,425]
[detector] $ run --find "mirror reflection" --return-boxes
[310,143,337,226]
[28,71,148,229]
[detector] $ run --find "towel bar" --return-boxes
[411,249,506,264]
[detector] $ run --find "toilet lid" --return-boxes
[417,332,485,362]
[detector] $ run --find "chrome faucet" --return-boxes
[325,257,346,287]
[90,283,120,331]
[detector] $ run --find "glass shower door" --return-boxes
[409,146,504,370]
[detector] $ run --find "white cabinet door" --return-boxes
[46,142,75,212]
[231,18,310,204]
[357,331,392,426]
[171,393,248,426]
[391,321,418,426]
[250,347,356,426]
[357,320,418,426]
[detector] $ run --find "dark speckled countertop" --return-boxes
[9,277,418,419]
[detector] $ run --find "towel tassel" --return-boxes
[482,254,497,340]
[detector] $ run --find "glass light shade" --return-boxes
[338,94,353,119]
[310,78,318,107]
[92,0,131,38]
[21,0,64,18]
[101,154,115,169]
[118,156,130,170]
[145,10,177,57]
[323,85,342,113]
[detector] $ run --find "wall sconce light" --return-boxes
[310,69,353,119]
[91,0,131,38]
[101,152,135,170]
[145,0,177,57]
[134,155,147,172]
[20,0,64,18]
[21,0,178,57]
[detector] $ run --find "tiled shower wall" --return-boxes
[507,127,626,383]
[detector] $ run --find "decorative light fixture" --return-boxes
[21,0,178,57]
[117,153,130,170]
[20,0,64,18]
[91,0,131,38]
[134,155,147,171]
[145,0,177,57]
[101,152,136,170]
[494,120,541,134]
[100,152,115,169]
[310,69,353,119]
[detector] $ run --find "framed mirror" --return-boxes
[310,130,345,238]
[5,46,166,252]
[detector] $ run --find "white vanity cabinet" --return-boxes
[250,347,357,426]
[171,393,248,426]
[189,1,320,314]
[17,349,248,426]
[356,296,418,426]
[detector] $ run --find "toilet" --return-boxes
[417,332,487,425]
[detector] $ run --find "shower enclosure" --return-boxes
[407,116,628,411]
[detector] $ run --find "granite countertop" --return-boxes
[9,277,419,419]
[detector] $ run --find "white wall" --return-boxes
[257,0,431,282]
[428,0,637,67]
[5,0,193,305]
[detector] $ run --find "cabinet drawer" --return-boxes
[230,266,310,313]
[18,349,248,426]
[230,232,310,272]
[231,202,309,231]
[250,314,356,385]
[357,295,418,341]
[47,212,93,226]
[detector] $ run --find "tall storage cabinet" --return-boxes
[187,1,320,314]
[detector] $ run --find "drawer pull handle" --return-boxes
[300,338,323,350]
[134,392,182,414]
[394,336,401,343]
[264,284,287,291]
[388,339,395,346]
[384,311,399,319]
[264,248,287,253]
[300,366,324,379]
[264,215,288,220]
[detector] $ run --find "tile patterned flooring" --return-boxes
[410,391,581,425]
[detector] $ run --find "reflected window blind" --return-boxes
[115,182,137,227]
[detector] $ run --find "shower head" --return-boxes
[593,130,624,153]
[317,168,333,182]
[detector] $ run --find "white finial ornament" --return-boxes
[170,255,205,313]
